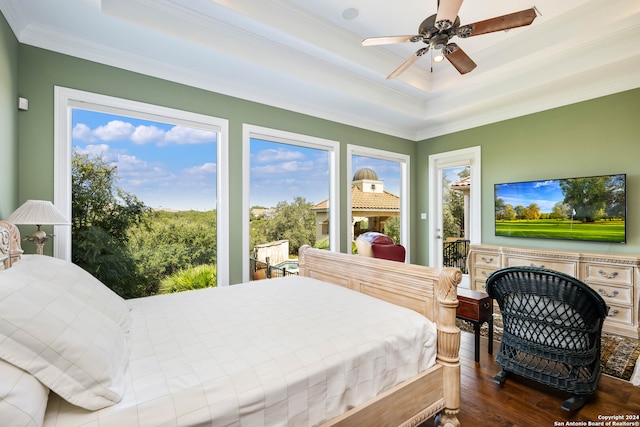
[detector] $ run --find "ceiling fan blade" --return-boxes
[387,47,429,79]
[457,8,537,38]
[362,35,420,46]
[444,43,476,74]
[435,0,463,30]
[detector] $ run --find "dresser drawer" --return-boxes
[584,263,633,286]
[604,305,632,325]
[505,256,577,276]
[474,253,500,268]
[587,283,632,306]
[474,266,499,282]
[472,279,488,293]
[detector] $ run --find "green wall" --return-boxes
[5,11,639,280]
[417,88,640,264]
[14,44,415,283]
[0,12,18,218]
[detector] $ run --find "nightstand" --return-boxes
[456,288,493,362]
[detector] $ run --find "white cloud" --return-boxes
[72,123,93,141]
[115,154,148,171]
[93,120,135,141]
[184,162,217,175]
[131,125,165,145]
[75,144,111,158]
[112,154,176,189]
[73,121,215,146]
[164,126,217,145]
[253,148,304,163]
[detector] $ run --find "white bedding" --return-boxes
[43,275,438,426]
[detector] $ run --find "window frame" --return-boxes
[53,86,230,286]
[242,124,340,282]
[347,144,410,260]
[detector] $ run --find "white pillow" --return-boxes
[11,255,131,331]
[0,273,130,410]
[0,359,49,427]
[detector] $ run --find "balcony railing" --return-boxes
[250,257,299,280]
[443,239,470,274]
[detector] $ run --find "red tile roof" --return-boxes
[311,185,399,211]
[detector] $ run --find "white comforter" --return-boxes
[43,275,438,426]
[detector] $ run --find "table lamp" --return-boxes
[6,200,70,255]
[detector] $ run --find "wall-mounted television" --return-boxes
[494,173,626,243]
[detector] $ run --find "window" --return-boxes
[54,87,229,287]
[347,145,410,257]
[242,125,339,282]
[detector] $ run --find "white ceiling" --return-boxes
[2,0,640,140]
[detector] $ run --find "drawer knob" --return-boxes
[529,263,544,268]
[608,309,619,317]
[598,288,619,298]
[481,256,493,264]
[597,269,618,280]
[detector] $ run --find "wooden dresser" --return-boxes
[467,244,640,339]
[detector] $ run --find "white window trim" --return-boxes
[242,124,340,282]
[347,145,410,260]
[53,86,230,286]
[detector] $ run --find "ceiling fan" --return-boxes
[362,0,538,78]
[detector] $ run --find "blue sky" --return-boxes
[250,140,401,207]
[494,180,563,212]
[72,110,401,211]
[72,109,218,211]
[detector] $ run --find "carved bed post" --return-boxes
[0,221,23,267]
[0,223,10,269]
[434,267,461,427]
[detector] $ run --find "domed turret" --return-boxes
[353,167,378,181]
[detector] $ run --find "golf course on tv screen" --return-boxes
[494,174,626,243]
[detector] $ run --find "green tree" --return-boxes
[526,203,541,220]
[127,210,217,292]
[72,151,151,298]
[560,177,608,222]
[262,197,316,255]
[515,205,528,220]
[550,202,570,220]
[384,216,400,243]
[443,168,467,240]
[249,216,269,254]
[495,197,506,220]
[605,175,626,219]
[503,204,516,221]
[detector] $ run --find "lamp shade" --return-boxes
[6,200,70,226]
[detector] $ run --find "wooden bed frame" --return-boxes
[0,220,23,269]
[299,245,462,427]
[0,223,461,426]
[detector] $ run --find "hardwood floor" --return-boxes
[425,331,640,426]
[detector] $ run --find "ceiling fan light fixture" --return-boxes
[362,5,538,77]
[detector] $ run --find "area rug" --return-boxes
[457,316,640,382]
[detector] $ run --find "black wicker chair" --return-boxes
[485,266,609,411]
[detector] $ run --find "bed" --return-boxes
[0,220,462,427]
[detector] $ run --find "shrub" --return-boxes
[159,264,217,294]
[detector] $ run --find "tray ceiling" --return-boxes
[2,0,640,140]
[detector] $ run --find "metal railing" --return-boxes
[443,239,470,274]
[250,257,298,280]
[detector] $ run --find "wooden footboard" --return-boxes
[298,246,461,427]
